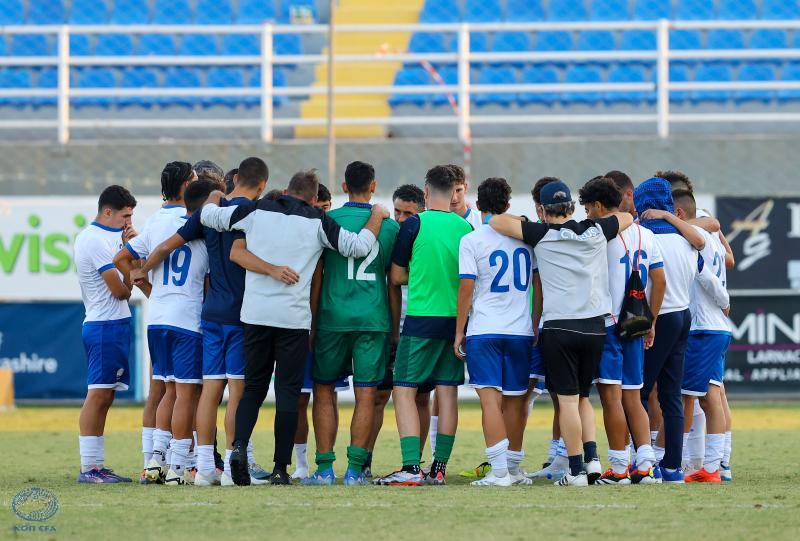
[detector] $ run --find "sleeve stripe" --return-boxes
[97,263,115,274]
[459,273,477,280]
[124,242,140,260]
[648,262,664,270]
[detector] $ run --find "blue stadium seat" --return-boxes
[534,31,573,52]
[153,0,192,24]
[492,31,531,53]
[160,67,202,107]
[469,32,490,54]
[707,30,745,50]
[389,67,431,107]
[0,36,5,56]
[736,63,776,102]
[668,64,690,103]
[430,67,458,106]
[474,67,517,107]
[563,66,603,104]
[222,34,260,56]
[249,67,288,107]
[548,0,588,21]
[119,67,160,107]
[620,30,657,50]
[111,0,150,24]
[0,68,32,107]
[11,35,53,56]
[27,0,65,24]
[634,0,670,20]
[35,68,60,107]
[196,0,234,24]
[750,29,788,49]
[675,0,714,20]
[75,68,117,107]
[180,34,219,56]
[138,35,177,56]
[692,63,732,103]
[409,32,447,54]
[518,66,559,106]
[280,0,317,23]
[69,35,91,56]
[505,0,545,21]
[420,0,459,23]
[777,64,800,101]
[236,0,276,23]
[591,0,628,21]
[577,31,616,51]
[464,0,502,22]
[70,0,109,24]
[607,65,652,104]
[205,67,245,107]
[95,34,134,56]
[761,0,800,19]
[670,30,702,50]
[0,1,24,25]
[274,34,301,69]
[718,0,757,20]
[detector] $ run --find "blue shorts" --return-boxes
[596,326,645,389]
[148,326,203,384]
[201,320,245,380]
[301,352,349,393]
[83,318,131,391]
[466,335,532,396]
[682,331,731,396]
[530,340,546,381]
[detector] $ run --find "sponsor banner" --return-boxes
[725,294,800,394]
[717,197,800,290]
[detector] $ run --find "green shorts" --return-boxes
[393,335,465,387]
[313,330,389,386]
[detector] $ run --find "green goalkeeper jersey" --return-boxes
[316,203,400,332]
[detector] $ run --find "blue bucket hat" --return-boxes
[634,177,678,234]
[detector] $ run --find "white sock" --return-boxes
[247,439,255,466]
[79,435,100,472]
[627,441,636,465]
[142,427,155,469]
[688,405,706,468]
[152,429,172,465]
[196,444,216,476]
[170,438,192,474]
[193,430,198,449]
[703,433,724,473]
[167,439,175,467]
[682,432,690,467]
[507,449,524,476]
[608,448,629,475]
[527,391,538,416]
[636,444,656,472]
[650,430,659,447]
[556,438,567,458]
[547,439,559,462]
[722,431,732,466]
[224,449,232,477]
[654,445,665,463]
[95,435,105,468]
[429,416,439,460]
[486,439,509,478]
[187,447,196,469]
[295,443,308,470]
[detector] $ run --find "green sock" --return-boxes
[315,450,336,471]
[346,446,369,473]
[434,434,455,463]
[400,436,421,466]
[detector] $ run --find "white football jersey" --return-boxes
[74,222,132,323]
[691,229,731,333]
[605,224,664,326]
[652,230,698,315]
[127,207,208,334]
[459,225,536,337]
[461,207,483,230]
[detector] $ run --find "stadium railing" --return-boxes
[1,19,800,143]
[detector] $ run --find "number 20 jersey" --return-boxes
[126,206,209,334]
[459,226,537,337]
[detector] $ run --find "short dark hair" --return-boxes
[193,160,224,186]
[98,185,137,212]
[344,161,375,195]
[605,170,634,191]
[672,188,697,219]
[578,176,623,209]
[476,177,512,216]
[265,189,283,201]
[184,179,217,213]
[288,169,320,202]
[317,182,331,202]
[237,157,269,189]
[161,161,193,201]
[425,165,456,194]
[224,168,238,194]
[543,201,575,218]
[447,164,466,185]
[656,170,694,193]
[392,184,425,211]
[531,176,560,204]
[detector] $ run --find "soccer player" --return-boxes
[364,184,426,478]
[579,177,665,484]
[316,183,333,211]
[455,177,535,487]
[200,169,389,485]
[224,168,237,194]
[194,160,225,188]
[375,165,473,486]
[129,158,274,486]
[490,180,633,487]
[74,185,138,483]
[449,164,483,231]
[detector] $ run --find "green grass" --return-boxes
[2,403,800,540]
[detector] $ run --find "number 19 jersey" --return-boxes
[316,203,400,332]
[459,225,537,337]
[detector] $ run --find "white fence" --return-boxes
[1,19,800,143]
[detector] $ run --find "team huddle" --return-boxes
[73,157,734,487]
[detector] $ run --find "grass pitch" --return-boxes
[2,402,800,541]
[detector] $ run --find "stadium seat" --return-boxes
[777,64,800,101]
[469,32,490,55]
[95,34,134,56]
[591,0,629,21]
[563,66,603,104]
[420,0,460,23]
[111,0,150,24]
[160,67,202,107]
[707,30,745,50]
[205,67,246,107]
[34,68,60,107]
[75,68,117,107]
[670,30,702,50]
[547,0,588,21]
[491,31,531,67]
[430,67,458,106]
[222,34,260,56]
[577,31,616,51]
[68,35,91,56]
[518,66,559,106]
[505,0,545,21]
[69,0,110,24]
[761,0,800,19]
[736,63,776,102]
[389,67,431,107]
[750,29,788,49]
[11,35,53,56]
[0,36,5,56]
[633,0,670,20]
[138,35,177,56]
[718,0,757,20]
[607,65,652,104]
[274,34,301,68]
[119,67,160,107]
[180,34,219,56]
[692,63,732,103]
[474,67,517,107]
[620,30,657,50]
[249,67,288,107]
[675,0,715,20]
[27,0,65,24]
[0,68,32,108]
[409,32,448,54]
[236,0,277,23]
[534,31,573,52]
[196,0,234,25]
[280,0,317,23]
[153,0,192,24]
[668,64,691,103]
[0,0,24,25]
[464,0,502,22]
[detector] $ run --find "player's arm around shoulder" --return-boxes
[229,237,300,285]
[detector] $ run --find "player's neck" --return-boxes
[93,214,116,228]
[427,197,451,212]
[163,198,183,207]
[480,212,493,224]
[348,192,372,204]
[544,214,571,225]
[454,204,468,216]
[228,187,259,201]
[602,207,619,218]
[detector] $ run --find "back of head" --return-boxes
[425,165,456,196]
[161,161,194,201]
[184,179,217,213]
[476,177,512,216]
[672,189,697,220]
[540,181,575,218]
[447,164,466,186]
[288,169,320,203]
[344,161,375,195]
[393,184,425,211]
[317,183,331,203]
[98,185,137,212]
[193,160,224,188]
[655,169,694,193]
[605,170,634,192]
[531,176,560,205]
[264,189,283,201]
[578,176,622,210]
[224,168,238,194]
[237,157,269,189]
[634,177,675,216]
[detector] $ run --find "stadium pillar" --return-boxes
[656,18,670,139]
[457,24,471,150]
[57,26,70,145]
[261,23,274,143]
[326,0,337,192]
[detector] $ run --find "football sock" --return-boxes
[654,445,665,463]
[627,441,636,465]
[568,455,583,476]
[486,439,509,478]
[682,432,690,466]
[196,444,215,476]
[650,431,659,447]
[294,443,309,470]
[79,435,100,472]
[434,433,455,464]
[224,449,232,477]
[635,444,656,472]
[400,436,421,467]
[95,435,105,468]
[688,406,705,468]
[703,433,725,473]
[547,439,559,462]
[507,449,524,476]
[582,441,598,462]
[142,427,155,469]
[152,429,172,465]
[247,439,255,466]
[346,446,369,473]
[556,438,567,457]
[429,416,439,460]
[722,431,732,467]
[315,451,336,472]
[608,448,629,475]
[167,439,175,467]
[170,438,192,474]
